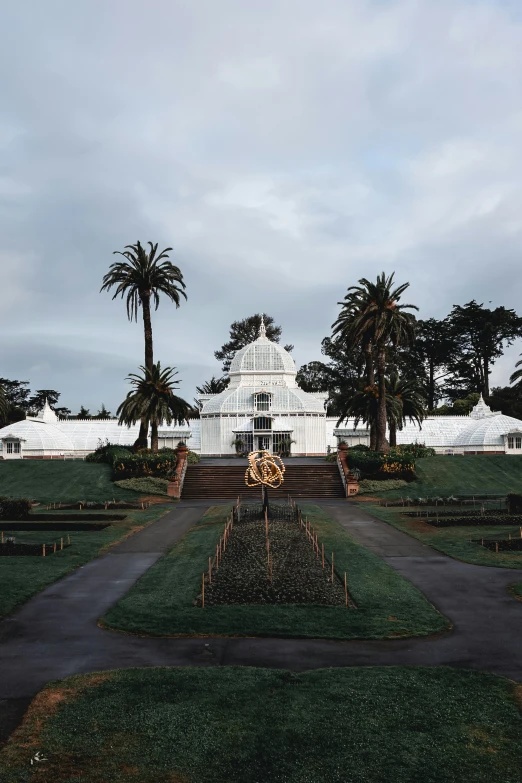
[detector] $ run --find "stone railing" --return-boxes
[336,444,359,498]
[167,446,189,499]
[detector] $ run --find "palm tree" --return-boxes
[386,369,427,447]
[334,273,417,452]
[0,385,9,424]
[101,241,186,447]
[510,354,522,388]
[117,363,190,452]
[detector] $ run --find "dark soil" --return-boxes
[202,516,348,606]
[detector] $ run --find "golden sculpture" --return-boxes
[245,450,285,489]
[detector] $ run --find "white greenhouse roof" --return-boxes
[453,414,522,447]
[229,334,296,376]
[0,420,75,452]
[202,385,325,414]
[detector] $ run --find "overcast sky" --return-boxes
[2,0,522,412]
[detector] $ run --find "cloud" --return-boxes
[1,0,522,409]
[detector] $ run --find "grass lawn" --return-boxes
[363,503,522,569]
[510,583,522,601]
[0,505,169,618]
[102,504,449,639]
[0,461,140,503]
[372,455,522,499]
[2,666,522,783]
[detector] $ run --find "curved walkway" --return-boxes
[1,499,522,743]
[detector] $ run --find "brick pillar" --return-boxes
[167,446,189,498]
[337,444,359,497]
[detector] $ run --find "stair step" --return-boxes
[181,463,345,499]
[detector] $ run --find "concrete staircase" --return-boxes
[181,463,345,499]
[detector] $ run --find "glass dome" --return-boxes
[229,334,296,376]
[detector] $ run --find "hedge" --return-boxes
[0,496,32,519]
[112,454,177,480]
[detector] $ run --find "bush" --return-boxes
[0,496,32,519]
[114,477,169,496]
[86,441,133,465]
[112,453,177,480]
[390,444,436,458]
[187,450,200,464]
[507,493,522,514]
[358,479,408,495]
[346,450,415,480]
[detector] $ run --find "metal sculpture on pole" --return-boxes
[245,449,285,513]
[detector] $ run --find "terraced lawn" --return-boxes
[2,667,521,783]
[0,461,138,504]
[102,504,449,639]
[370,455,522,499]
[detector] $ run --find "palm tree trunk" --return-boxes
[376,346,389,453]
[365,341,374,385]
[134,292,154,450]
[365,341,378,451]
[389,421,397,448]
[150,421,159,453]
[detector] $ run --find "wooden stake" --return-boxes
[1,531,3,544]
[209,556,212,583]
[344,572,348,607]
[216,543,219,567]
[265,509,268,536]
[67,534,70,545]
[201,573,205,608]
[53,542,57,553]
[331,552,334,583]
[42,544,46,557]
[495,542,499,553]
[60,537,64,550]
[322,543,325,568]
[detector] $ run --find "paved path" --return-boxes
[1,499,522,743]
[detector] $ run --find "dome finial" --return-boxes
[259,313,266,338]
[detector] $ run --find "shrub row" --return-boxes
[112,454,177,480]
[345,449,416,480]
[425,514,522,527]
[0,496,32,519]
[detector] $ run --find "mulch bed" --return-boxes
[475,537,522,552]
[0,539,72,556]
[422,514,522,527]
[201,516,348,606]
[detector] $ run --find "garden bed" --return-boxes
[475,536,522,552]
[423,514,522,528]
[202,514,347,606]
[0,521,111,531]
[0,537,72,556]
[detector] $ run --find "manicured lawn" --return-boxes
[364,503,522,569]
[0,505,169,618]
[2,666,522,783]
[102,504,449,639]
[511,583,522,600]
[0,461,139,503]
[372,455,522,499]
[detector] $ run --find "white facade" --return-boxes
[197,319,328,455]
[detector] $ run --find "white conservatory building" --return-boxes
[1,320,522,459]
[197,319,328,455]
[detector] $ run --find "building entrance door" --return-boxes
[257,435,271,451]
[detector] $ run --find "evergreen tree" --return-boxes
[215,314,293,374]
